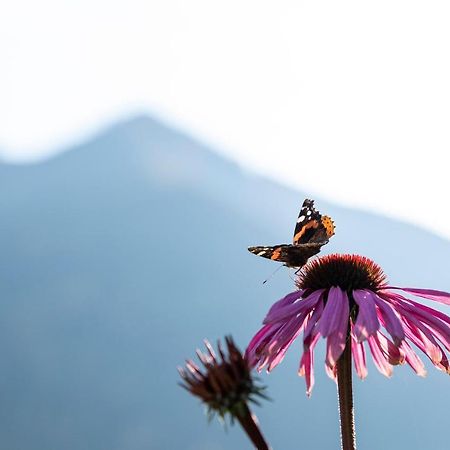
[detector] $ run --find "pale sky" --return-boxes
[2,1,450,239]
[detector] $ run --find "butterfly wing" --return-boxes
[319,215,335,240]
[248,243,324,268]
[292,199,322,244]
[293,199,335,244]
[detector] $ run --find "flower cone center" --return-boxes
[297,254,387,293]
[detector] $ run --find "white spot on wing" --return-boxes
[257,251,267,256]
[297,215,305,223]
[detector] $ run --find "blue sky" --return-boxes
[2,0,450,239]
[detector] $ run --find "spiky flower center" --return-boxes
[297,254,387,293]
[179,337,266,420]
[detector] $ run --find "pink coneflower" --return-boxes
[246,254,450,396]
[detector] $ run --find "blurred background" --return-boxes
[1,1,449,449]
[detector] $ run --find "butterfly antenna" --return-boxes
[288,266,304,282]
[263,264,284,284]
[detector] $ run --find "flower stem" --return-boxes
[236,403,270,450]
[336,338,356,450]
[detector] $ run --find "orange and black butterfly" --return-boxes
[248,199,335,268]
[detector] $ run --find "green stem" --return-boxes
[336,339,356,450]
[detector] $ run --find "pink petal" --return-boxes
[267,345,293,371]
[265,290,305,321]
[325,328,348,369]
[380,293,446,364]
[386,287,450,306]
[372,293,405,346]
[246,323,276,355]
[246,323,281,369]
[351,323,368,379]
[298,334,320,396]
[264,289,323,324]
[303,299,325,349]
[322,288,350,368]
[397,296,450,326]
[367,334,393,377]
[325,362,337,381]
[318,287,349,337]
[376,331,405,366]
[394,301,450,352]
[400,340,427,377]
[267,314,307,371]
[435,347,450,374]
[423,326,450,353]
[353,290,380,341]
[401,316,443,365]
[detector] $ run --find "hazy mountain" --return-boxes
[0,115,448,450]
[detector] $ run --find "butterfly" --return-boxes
[248,199,335,268]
